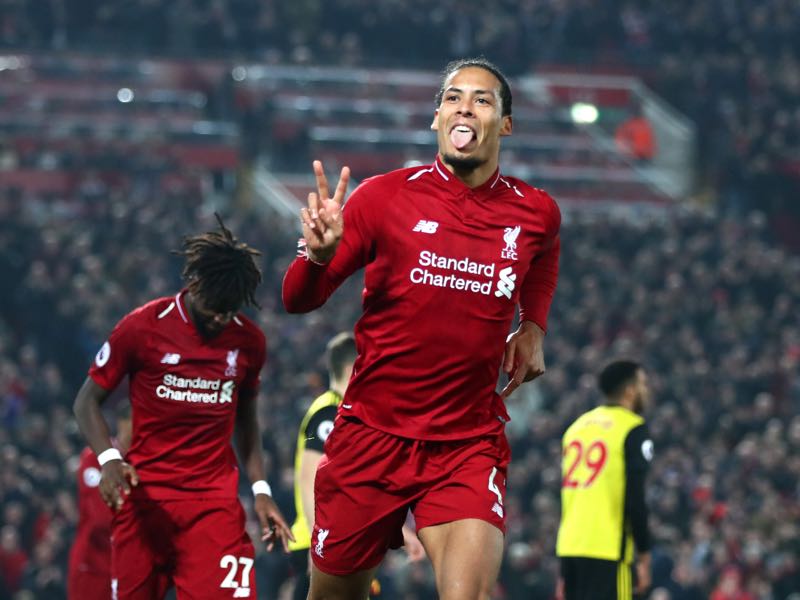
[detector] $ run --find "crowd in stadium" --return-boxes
[1,1,800,599]
[4,0,800,214]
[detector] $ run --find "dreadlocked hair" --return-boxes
[177,214,262,311]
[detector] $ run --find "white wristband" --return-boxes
[252,480,272,497]
[97,448,122,466]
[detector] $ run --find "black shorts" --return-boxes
[561,557,634,600]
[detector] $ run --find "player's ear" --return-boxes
[500,115,513,136]
[431,109,439,131]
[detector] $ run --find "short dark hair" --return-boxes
[326,332,357,381]
[435,57,512,117]
[598,360,642,400]
[177,214,262,312]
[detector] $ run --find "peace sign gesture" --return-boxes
[301,160,350,264]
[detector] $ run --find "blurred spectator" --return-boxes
[710,565,754,600]
[615,103,656,163]
[0,525,28,595]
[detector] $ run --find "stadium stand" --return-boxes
[1,1,799,599]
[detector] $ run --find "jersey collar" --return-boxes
[175,288,244,335]
[433,155,502,195]
[175,289,191,324]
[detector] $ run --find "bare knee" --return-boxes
[437,575,495,600]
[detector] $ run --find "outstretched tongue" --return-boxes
[450,128,474,150]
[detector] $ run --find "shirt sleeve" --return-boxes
[518,197,561,331]
[282,180,377,313]
[302,405,338,453]
[88,310,142,391]
[624,423,654,553]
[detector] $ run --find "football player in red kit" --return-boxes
[282,58,561,600]
[68,404,132,600]
[73,217,292,600]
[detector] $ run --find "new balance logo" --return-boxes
[233,589,251,598]
[412,220,439,234]
[494,266,516,299]
[315,529,330,558]
[491,502,504,518]
[160,353,181,365]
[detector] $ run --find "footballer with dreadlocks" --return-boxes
[73,215,292,600]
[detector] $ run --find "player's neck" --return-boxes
[183,292,218,340]
[329,381,347,398]
[183,292,201,329]
[439,154,499,189]
[615,398,637,413]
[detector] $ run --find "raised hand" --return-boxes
[255,494,294,553]
[99,459,139,511]
[299,160,350,264]
[500,321,546,398]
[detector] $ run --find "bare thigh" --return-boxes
[307,563,378,600]
[418,518,504,600]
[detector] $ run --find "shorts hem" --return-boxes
[415,514,506,535]
[310,554,384,577]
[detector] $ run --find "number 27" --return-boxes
[562,440,608,488]
[220,555,253,589]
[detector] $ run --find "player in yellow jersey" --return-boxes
[556,360,654,600]
[288,332,425,600]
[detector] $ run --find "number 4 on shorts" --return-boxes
[488,467,504,505]
[220,554,254,597]
[488,467,505,518]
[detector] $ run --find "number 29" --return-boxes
[562,440,608,488]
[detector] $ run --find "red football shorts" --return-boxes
[68,569,111,600]
[111,497,255,599]
[311,417,510,575]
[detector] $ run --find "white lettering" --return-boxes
[162,374,220,390]
[157,373,228,404]
[410,268,493,294]
[417,251,494,277]
[156,385,220,403]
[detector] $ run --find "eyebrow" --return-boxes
[446,87,495,97]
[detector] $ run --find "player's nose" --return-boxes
[455,97,474,117]
[456,104,474,117]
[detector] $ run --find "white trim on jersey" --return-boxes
[433,160,450,181]
[175,292,189,323]
[233,316,243,326]
[157,302,176,319]
[499,177,524,198]
[490,170,502,189]
[407,167,434,181]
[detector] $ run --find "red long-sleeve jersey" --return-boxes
[283,157,560,440]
